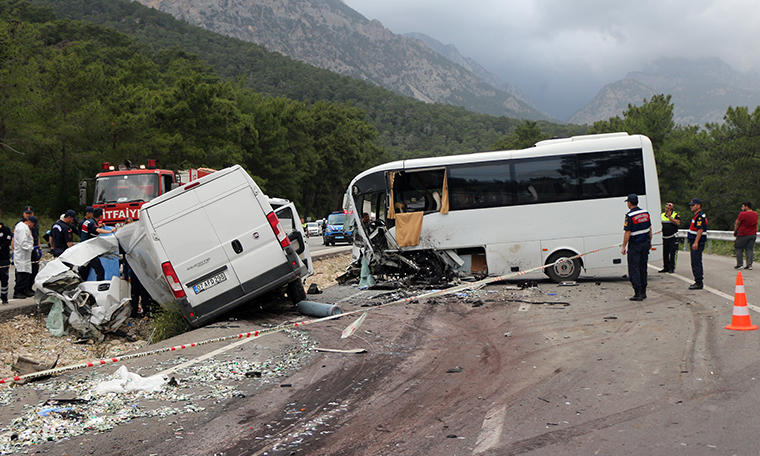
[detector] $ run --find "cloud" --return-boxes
[342,0,760,118]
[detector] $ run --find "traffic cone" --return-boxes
[725,271,758,331]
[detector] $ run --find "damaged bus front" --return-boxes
[344,133,662,284]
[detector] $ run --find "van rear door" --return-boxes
[194,170,289,295]
[144,174,246,307]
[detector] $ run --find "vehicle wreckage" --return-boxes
[33,234,131,342]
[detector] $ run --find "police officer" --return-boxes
[687,198,707,290]
[659,202,681,273]
[78,208,110,281]
[622,194,652,301]
[50,210,76,257]
[79,207,95,242]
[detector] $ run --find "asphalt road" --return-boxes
[4,251,760,455]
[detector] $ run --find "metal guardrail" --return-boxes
[677,229,759,254]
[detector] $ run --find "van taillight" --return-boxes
[266,212,291,248]
[161,262,186,299]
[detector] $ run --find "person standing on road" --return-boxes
[733,201,758,270]
[50,210,76,257]
[687,198,707,290]
[621,194,652,301]
[659,202,681,273]
[0,217,12,304]
[20,206,42,286]
[13,217,36,299]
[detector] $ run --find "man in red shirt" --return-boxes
[734,201,759,270]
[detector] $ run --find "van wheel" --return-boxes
[287,280,306,305]
[545,251,581,283]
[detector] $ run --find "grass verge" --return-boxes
[149,307,190,344]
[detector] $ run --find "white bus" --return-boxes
[345,133,662,282]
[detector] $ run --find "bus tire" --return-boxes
[545,251,581,283]
[287,280,307,305]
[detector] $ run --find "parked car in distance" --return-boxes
[306,222,320,237]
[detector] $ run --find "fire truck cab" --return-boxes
[81,160,214,225]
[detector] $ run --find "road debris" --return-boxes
[0,329,316,453]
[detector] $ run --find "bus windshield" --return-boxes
[94,173,160,204]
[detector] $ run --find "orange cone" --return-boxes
[725,271,758,331]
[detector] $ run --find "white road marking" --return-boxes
[158,337,255,376]
[647,264,760,314]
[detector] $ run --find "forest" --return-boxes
[2,0,760,231]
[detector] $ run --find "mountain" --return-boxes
[402,32,554,118]
[568,57,760,125]
[133,0,553,121]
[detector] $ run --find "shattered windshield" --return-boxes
[94,174,160,204]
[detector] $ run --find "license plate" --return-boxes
[193,272,227,294]
[335,236,344,239]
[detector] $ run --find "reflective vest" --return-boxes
[661,211,680,238]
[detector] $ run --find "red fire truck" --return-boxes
[79,160,214,225]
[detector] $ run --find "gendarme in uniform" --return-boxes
[622,194,652,301]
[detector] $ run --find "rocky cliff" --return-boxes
[136,0,553,121]
[568,57,760,125]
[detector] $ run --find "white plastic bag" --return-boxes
[94,365,169,394]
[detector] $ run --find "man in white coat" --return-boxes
[13,216,36,299]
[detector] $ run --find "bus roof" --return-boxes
[350,133,647,185]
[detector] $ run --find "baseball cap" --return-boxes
[625,194,638,203]
[689,198,702,206]
[27,216,38,225]
[23,206,34,213]
[65,209,77,218]
[85,206,94,214]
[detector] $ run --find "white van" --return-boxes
[117,165,311,326]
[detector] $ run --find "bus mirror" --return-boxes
[79,181,87,206]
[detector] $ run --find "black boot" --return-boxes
[689,282,704,290]
[629,288,643,301]
[640,286,647,300]
[1,294,7,304]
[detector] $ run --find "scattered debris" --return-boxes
[446,366,463,373]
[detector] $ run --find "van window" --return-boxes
[275,206,296,233]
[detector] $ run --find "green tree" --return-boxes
[490,121,551,150]
[702,106,760,228]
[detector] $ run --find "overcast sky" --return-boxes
[341,0,760,120]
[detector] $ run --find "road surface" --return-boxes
[3,251,760,455]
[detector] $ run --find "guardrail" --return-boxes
[677,229,759,254]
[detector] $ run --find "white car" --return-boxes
[306,222,320,237]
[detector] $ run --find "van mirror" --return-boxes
[288,230,305,255]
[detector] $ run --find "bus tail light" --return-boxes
[162,262,186,299]
[266,212,291,249]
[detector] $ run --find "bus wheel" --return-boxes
[546,251,581,283]
[287,280,307,304]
